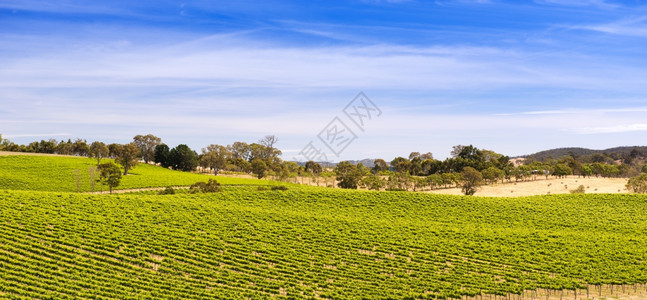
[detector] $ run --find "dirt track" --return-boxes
[87,186,191,194]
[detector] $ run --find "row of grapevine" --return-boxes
[1,189,647,298]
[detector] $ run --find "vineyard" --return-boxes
[0,155,283,192]
[2,186,647,299]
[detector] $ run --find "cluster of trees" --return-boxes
[330,145,647,195]
[331,145,511,194]
[1,133,290,180]
[193,135,286,179]
[331,158,479,194]
[524,149,646,179]
[0,136,94,156]
[0,134,145,175]
[154,144,199,172]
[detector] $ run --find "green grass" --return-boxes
[0,155,285,192]
[1,188,647,299]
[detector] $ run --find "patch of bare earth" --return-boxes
[467,284,647,300]
[427,176,629,197]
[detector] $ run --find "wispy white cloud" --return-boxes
[3,3,647,160]
[566,16,647,37]
[0,0,132,15]
[534,0,618,9]
[497,106,647,116]
[434,0,493,4]
[572,123,647,134]
[361,0,413,3]
[2,33,646,93]
[3,133,71,138]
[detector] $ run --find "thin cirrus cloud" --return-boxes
[2,133,71,138]
[573,124,647,134]
[2,34,646,93]
[0,0,133,15]
[2,0,647,159]
[534,0,617,8]
[567,16,647,37]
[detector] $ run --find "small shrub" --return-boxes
[570,185,586,194]
[257,187,268,191]
[158,187,175,195]
[190,179,221,193]
[271,186,288,191]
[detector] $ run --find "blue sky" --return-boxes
[1,0,647,161]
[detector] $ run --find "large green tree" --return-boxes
[89,141,109,165]
[251,158,268,179]
[200,144,230,175]
[361,174,385,190]
[460,167,483,196]
[170,144,198,172]
[133,134,162,164]
[481,166,504,184]
[553,164,572,179]
[372,159,389,174]
[334,161,363,189]
[258,135,282,160]
[390,157,411,174]
[154,144,171,168]
[97,162,122,194]
[305,161,323,176]
[115,143,140,175]
[73,139,90,157]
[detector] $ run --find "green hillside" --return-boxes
[2,188,647,298]
[0,155,281,192]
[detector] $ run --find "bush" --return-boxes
[626,174,647,194]
[271,186,288,191]
[570,185,586,194]
[256,186,268,191]
[189,179,221,193]
[158,187,175,195]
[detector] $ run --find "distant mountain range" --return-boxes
[295,158,376,168]
[520,146,647,161]
[293,146,647,167]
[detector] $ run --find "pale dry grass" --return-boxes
[0,151,77,157]
[465,284,647,300]
[429,176,629,197]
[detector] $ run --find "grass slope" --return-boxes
[1,189,647,299]
[0,155,281,192]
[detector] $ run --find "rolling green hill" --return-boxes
[0,155,282,192]
[2,187,647,298]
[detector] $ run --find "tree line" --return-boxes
[330,144,647,195]
[0,133,285,180]
[3,133,647,195]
